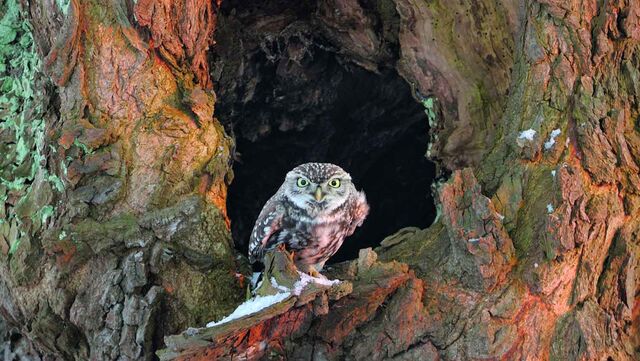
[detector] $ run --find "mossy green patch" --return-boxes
[511,165,557,260]
[376,222,449,280]
[71,213,141,253]
[162,260,245,330]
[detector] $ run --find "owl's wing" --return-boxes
[347,190,370,235]
[248,195,286,264]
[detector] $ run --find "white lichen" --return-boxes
[56,0,70,14]
[546,203,554,213]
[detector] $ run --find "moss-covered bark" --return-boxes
[1,0,245,358]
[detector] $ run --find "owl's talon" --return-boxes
[307,266,321,278]
[314,272,328,280]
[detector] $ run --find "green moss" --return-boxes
[511,165,556,259]
[376,222,449,279]
[71,213,141,253]
[549,310,583,361]
[166,202,237,269]
[622,59,640,99]
[162,260,245,329]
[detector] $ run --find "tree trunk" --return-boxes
[2,0,244,359]
[0,0,638,360]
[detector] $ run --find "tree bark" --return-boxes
[2,0,244,359]
[0,0,638,360]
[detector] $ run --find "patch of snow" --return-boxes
[206,292,291,328]
[166,220,180,238]
[551,170,556,177]
[467,238,480,243]
[270,277,290,292]
[185,327,199,336]
[250,272,261,288]
[518,129,537,141]
[293,271,340,296]
[544,129,561,150]
[534,263,539,268]
[547,203,554,213]
[134,252,143,262]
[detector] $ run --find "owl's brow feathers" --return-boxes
[288,163,351,182]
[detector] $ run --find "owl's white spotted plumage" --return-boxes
[248,163,369,273]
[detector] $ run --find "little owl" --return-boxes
[248,163,369,275]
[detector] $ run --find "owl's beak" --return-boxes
[314,187,325,202]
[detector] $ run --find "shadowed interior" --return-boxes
[213,0,438,263]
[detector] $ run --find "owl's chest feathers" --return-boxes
[282,204,350,251]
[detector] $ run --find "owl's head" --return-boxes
[283,162,355,211]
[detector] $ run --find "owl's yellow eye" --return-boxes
[296,178,309,187]
[328,179,341,188]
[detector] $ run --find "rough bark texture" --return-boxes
[2,0,244,359]
[0,0,639,360]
